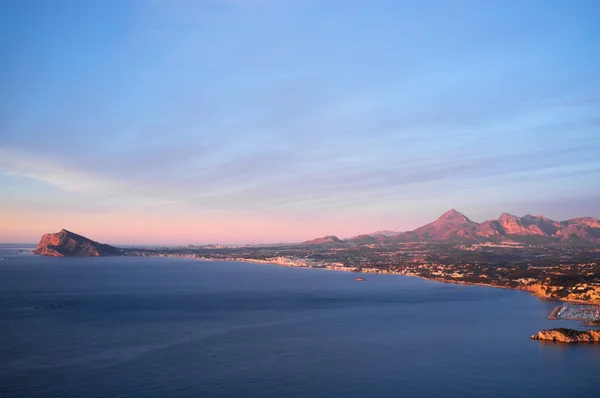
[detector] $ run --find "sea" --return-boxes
[1,245,598,397]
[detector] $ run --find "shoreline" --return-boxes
[217,257,600,306]
[26,252,600,306]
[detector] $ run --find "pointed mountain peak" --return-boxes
[499,212,518,221]
[446,208,460,214]
[437,209,469,222]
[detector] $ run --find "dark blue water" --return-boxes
[1,254,598,397]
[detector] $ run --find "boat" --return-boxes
[355,277,367,282]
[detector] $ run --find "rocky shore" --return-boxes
[530,328,600,343]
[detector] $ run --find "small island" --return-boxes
[530,328,600,343]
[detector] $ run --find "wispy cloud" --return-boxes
[0,147,184,208]
[0,147,122,193]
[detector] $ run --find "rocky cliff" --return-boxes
[530,328,600,343]
[32,229,123,257]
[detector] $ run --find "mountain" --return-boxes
[369,230,400,238]
[32,229,123,257]
[557,217,600,241]
[338,210,600,245]
[479,213,600,243]
[395,210,600,244]
[346,234,378,244]
[485,213,559,236]
[398,209,485,242]
[303,235,342,245]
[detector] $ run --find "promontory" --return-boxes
[530,328,600,343]
[32,229,123,257]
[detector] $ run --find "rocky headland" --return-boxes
[530,328,600,343]
[32,229,123,257]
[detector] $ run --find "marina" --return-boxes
[548,303,600,324]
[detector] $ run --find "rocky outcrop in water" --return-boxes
[530,328,600,343]
[32,229,123,257]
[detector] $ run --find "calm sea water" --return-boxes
[1,250,598,397]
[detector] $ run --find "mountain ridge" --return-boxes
[305,210,600,245]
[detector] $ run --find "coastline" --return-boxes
[40,251,596,307]
[203,256,600,306]
[422,277,599,305]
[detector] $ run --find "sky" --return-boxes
[1,0,599,245]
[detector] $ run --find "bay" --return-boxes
[1,255,598,397]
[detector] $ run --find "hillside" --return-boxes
[32,229,123,257]
[303,235,342,245]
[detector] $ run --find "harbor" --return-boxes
[548,303,600,325]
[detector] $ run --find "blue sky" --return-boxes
[1,0,599,244]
